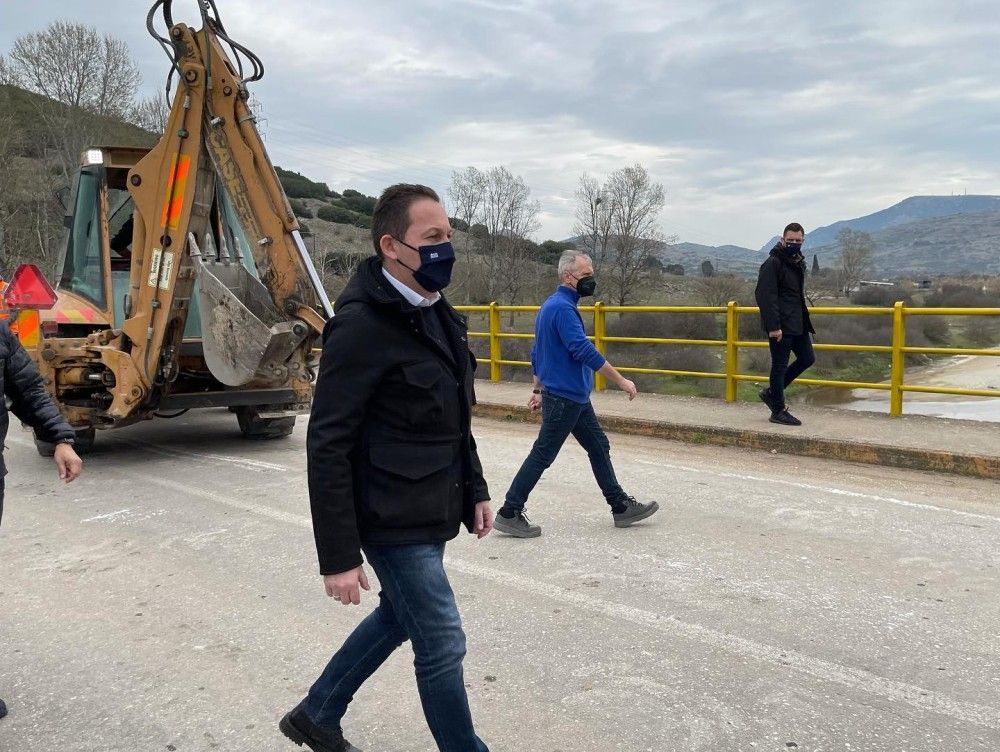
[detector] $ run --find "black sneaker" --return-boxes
[758,388,777,412]
[279,703,361,752]
[612,497,660,528]
[0,697,7,720]
[493,509,542,538]
[769,409,802,426]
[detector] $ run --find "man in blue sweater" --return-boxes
[494,251,659,537]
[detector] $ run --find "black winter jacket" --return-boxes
[306,257,490,575]
[754,245,815,336]
[1,322,75,477]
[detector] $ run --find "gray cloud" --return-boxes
[2,0,998,246]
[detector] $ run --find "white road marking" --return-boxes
[128,469,1000,731]
[82,508,132,522]
[121,440,290,473]
[635,459,1000,522]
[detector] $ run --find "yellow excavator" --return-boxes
[3,0,333,454]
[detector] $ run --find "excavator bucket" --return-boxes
[188,233,307,387]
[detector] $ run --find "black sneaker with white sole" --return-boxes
[612,497,660,528]
[494,509,542,538]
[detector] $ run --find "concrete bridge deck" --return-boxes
[1,409,998,751]
[473,381,1000,480]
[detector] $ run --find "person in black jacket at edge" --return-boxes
[754,222,816,426]
[1,321,83,720]
[280,184,494,752]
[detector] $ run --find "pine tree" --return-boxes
[812,254,820,275]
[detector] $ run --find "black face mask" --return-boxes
[394,239,456,293]
[573,274,597,297]
[783,241,804,256]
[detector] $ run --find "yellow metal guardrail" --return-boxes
[456,301,1000,417]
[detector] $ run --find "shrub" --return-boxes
[289,198,312,219]
[317,204,358,224]
[964,317,1000,346]
[850,286,912,307]
[925,284,998,309]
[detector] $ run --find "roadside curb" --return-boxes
[473,401,1000,481]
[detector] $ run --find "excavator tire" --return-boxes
[33,426,96,457]
[236,406,295,440]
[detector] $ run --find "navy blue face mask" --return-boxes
[783,241,804,255]
[394,239,456,293]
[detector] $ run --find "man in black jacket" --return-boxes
[754,222,816,426]
[280,184,493,752]
[1,320,83,719]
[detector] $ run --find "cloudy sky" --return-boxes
[3,0,999,248]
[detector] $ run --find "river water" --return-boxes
[809,350,1000,423]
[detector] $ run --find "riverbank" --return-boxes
[840,348,1000,422]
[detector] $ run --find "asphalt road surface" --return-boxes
[1,409,997,752]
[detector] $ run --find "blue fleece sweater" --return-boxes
[531,286,607,404]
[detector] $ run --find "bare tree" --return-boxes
[837,228,875,295]
[129,93,171,135]
[3,21,141,181]
[446,167,488,295]
[572,173,614,266]
[603,164,667,305]
[572,165,668,305]
[696,275,751,306]
[447,167,486,251]
[479,166,540,305]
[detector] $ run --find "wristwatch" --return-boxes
[532,389,542,394]
[56,438,75,446]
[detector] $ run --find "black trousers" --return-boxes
[768,333,816,411]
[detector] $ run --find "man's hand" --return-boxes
[473,500,493,539]
[324,565,371,606]
[769,329,783,342]
[528,392,542,412]
[54,443,83,483]
[617,378,638,401]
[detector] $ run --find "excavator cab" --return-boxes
[10,0,332,454]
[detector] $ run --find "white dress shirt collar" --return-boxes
[381,266,440,308]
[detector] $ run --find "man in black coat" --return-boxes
[280,184,493,752]
[754,222,816,426]
[1,320,83,719]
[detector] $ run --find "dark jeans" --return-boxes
[504,392,627,511]
[768,333,816,411]
[303,542,488,752]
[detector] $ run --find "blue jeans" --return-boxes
[303,542,488,752]
[768,333,816,411]
[504,392,627,511]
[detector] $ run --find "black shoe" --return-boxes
[612,497,660,528]
[769,409,802,426]
[493,509,542,538]
[0,697,7,720]
[758,388,776,412]
[279,703,361,752]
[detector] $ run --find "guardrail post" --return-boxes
[488,301,502,382]
[594,301,607,392]
[724,301,738,402]
[889,301,906,416]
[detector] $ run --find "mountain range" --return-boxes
[756,195,1000,253]
[656,195,1000,277]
